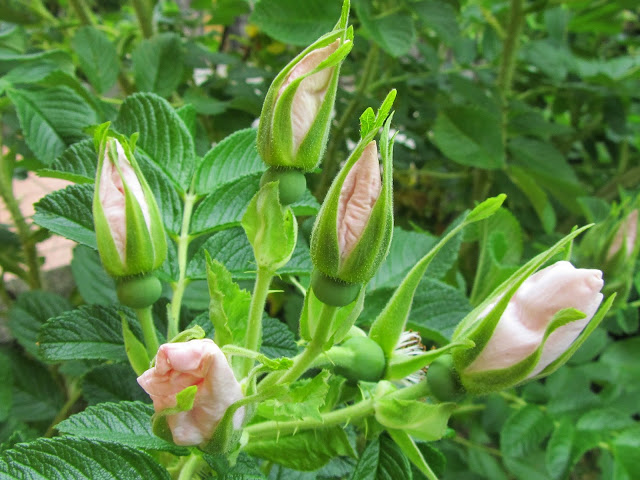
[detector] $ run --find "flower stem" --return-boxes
[132,0,154,38]
[68,0,94,25]
[246,380,429,439]
[240,267,275,378]
[270,303,338,386]
[44,381,82,437]
[0,150,42,290]
[136,306,159,358]
[177,453,206,480]
[169,192,196,340]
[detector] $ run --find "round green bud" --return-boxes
[427,354,465,403]
[334,336,386,383]
[260,167,306,205]
[311,270,360,307]
[116,275,162,309]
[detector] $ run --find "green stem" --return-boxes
[0,272,13,308]
[132,0,154,38]
[177,454,206,480]
[68,0,94,25]
[0,152,42,290]
[247,380,429,439]
[169,192,196,340]
[240,267,275,378]
[44,383,82,437]
[136,306,159,358]
[315,45,379,198]
[453,435,502,457]
[273,303,337,385]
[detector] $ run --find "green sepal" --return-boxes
[151,385,198,443]
[241,181,298,272]
[386,339,474,381]
[310,98,396,283]
[451,225,592,379]
[93,122,167,278]
[201,395,248,455]
[121,313,150,376]
[169,325,206,343]
[387,429,440,480]
[205,252,234,348]
[374,398,455,442]
[257,1,353,171]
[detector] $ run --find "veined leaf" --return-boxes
[132,33,184,98]
[72,27,119,94]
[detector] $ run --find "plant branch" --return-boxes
[177,453,206,480]
[68,0,94,25]
[44,382,82,437]
[136,306,159,358]
[132,0,154,38]
[169,191,196,340]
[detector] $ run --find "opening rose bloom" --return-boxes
[93,133,166,278]
[137,339,244,446]
[454,261,605,394]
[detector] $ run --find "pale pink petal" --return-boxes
[98,140,151,262]
[336,141,381,258]
[137,339,244,446]
[466,261,604,375]
[279,40,340,153]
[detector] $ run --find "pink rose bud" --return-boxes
[278,39,340,156]
[336,141,382,258]
[466,261,604,378]
[607,209,638,261]
[137,339,244,446]
[99,139,151,262]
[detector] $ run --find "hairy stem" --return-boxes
[0,152,42,290]
[240,267,275,378]
[68,0,94,25]
[132,0,154,38]
[177,454,206,480]
[270,303,338,386]
[136,306,159,358]
[169,192,196,340]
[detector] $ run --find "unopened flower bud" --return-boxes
[257,16,352,174]
[93,130,167,280]
[607,209,637,262]
[453,261,605,393]
[137,339,244,446]
[310,136,393,306]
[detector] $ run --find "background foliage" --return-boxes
[0,0,639,479]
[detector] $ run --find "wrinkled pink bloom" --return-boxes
[466,261,604,378]
[279,39,340,153]
[607,209,638,261]
[98,140,150,261]
[137,339,244,446]
[336,141,381,258]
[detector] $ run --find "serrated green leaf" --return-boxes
[250,0,342,46]
[114,93,195,190]
[509,166,556,233]
[7,86,98,165]
[40,138,96,183]
[6,349,64,422]
[257,371,330,421]
[132,33,184,98]
[261,316,298,359]
[245,426,355,471]
[353,0,416,57]
[545,419,574,480]
[1,61,63,88]
[413,0,459,45]
[432,106,504,169]
[187,227,312,280]
[377,435,413,480]
[82,364,150,405]
[39,305,144,362]
[0,437,171,479]
[500,405,553,459]
[33,183,96,247]
[194,128,266,195]
[57,401,186,454]
[360,107,376,138]
[350,439,379,480]
[72,26,119,94]
[71,245,118,305]
[8,291,71,358]
[0,352,12,422]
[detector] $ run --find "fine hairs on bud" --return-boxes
[336,141,381,258]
